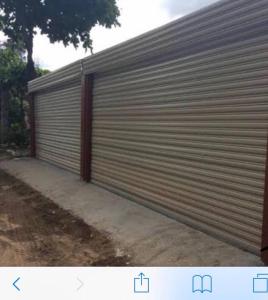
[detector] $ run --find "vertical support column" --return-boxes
[28,93,36,158]
[80,74,94,182]
[261,136,268,265]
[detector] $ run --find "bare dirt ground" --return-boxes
[0,151,130,266]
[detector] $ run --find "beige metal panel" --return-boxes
[28,0,268,94]
[93,176,261,253]
[94,45,268,92]
[35,81,81,174]
[28,60,82,93]
[93,35,268,103]
[83,0,268,74]
[92,36,268,254]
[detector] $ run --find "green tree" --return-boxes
[0,44,26,144]
[0,43,49,146]
[0,0,120,80]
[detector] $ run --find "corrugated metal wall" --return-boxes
[83,0,268,75]
[91,35,268,254]
[28,0,268,255]
[29,61,82,93]
[35,81,81,174]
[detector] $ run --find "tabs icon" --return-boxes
[253,274,268,293]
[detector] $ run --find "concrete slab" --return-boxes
[0,158,263,266]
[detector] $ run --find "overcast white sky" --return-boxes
[0,0,219,71]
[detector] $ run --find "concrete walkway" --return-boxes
[0,158,262,266]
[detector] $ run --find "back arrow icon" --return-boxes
[13,277,20,291]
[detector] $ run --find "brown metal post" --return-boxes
[261,136,268,265]
[80,74,94,182]
[28,93,36,157]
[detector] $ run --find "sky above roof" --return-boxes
[0,0,219,71]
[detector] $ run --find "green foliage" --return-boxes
[0,0,120,62]
[0,44,27,146]
[0,0,117,145]
[0,45,27,91]
[36,67,50,77]
[6,96,29,147]
[0,43,49,147]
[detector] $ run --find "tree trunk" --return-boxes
[0,89,2,145]
[26,33,37,81]
[20,95,25,137]
[0,88,9,146]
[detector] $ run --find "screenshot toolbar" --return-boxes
[1,267,268,300]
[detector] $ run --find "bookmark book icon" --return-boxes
[192,275,212,293]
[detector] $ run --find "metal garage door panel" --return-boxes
[92,36,268,254]
[35,82,81,174]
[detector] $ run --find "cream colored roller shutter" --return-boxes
[92,36,268,254]
[35,81,81,174]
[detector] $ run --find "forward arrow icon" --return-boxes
[77,277,84,291]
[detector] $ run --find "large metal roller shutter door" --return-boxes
[92,36,268,254]
[35,81,81,174]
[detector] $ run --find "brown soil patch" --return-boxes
[0,166,131,266]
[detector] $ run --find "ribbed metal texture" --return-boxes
[28,0,268,91]
[28,61,82,93]
[92,35,268,254]
[35,81,81,174]
[83,0,268,74]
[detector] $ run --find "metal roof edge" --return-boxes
[27,0,228,92]
[28,0,268,92]
[28,59,83,93]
